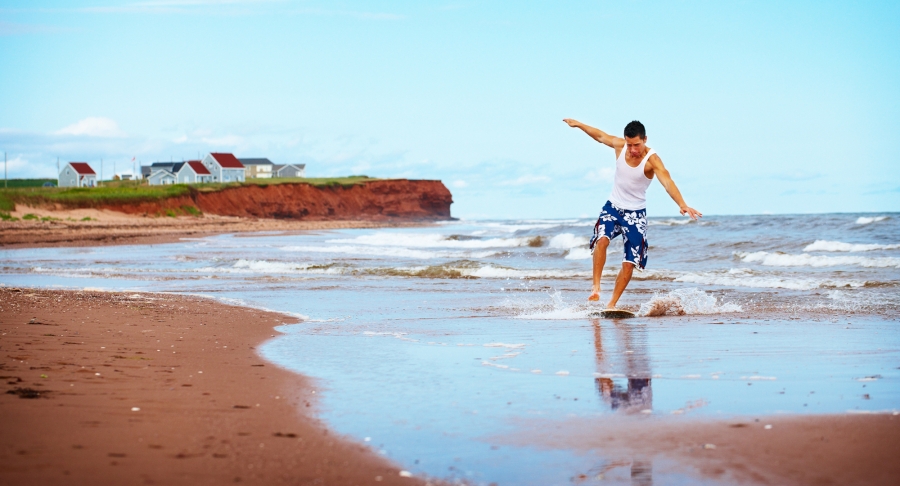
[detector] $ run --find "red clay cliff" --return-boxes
[45,180,453,221]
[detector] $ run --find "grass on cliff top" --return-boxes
[0,176,378,210]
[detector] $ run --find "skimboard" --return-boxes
[590,309,636,319]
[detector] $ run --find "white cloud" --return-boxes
[500,175,551,186]
[452,180,468,188]
[0,156,58,179]
[55,117,126,138]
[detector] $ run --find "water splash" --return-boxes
[503,290,591,320]
[639,288,742,316]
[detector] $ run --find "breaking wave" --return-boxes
[327,232,539,249]
[279,244,497,260]
[803,240,900,252]
[675,268,867,290]
[548,233,589,249]
[856,216,888,225]
[736,251,900,268]
[649,218,694,226]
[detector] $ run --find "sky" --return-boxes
[1,0,898,219]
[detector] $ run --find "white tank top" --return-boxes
[608,145,655,210]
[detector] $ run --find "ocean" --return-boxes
[1,213,898,484]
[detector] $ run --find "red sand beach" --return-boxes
[0,287,429,485]
[0,205,430,248]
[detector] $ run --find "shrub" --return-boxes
[181,205,202,216]
[22,213,38,220]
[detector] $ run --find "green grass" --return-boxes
[0,176,382,211]
[0,178,57,188]
[22,213,38,220]
[0,211,18,221]
[181,205,202,216]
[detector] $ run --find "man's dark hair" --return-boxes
[624,120,646,139]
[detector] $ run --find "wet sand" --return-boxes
[2,287,899,485]
[0,287,429,485]
[0,205,431,248]
[500,414,900,485]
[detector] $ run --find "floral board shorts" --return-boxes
[589,200,649,270]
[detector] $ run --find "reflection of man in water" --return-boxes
[593,319,652,413]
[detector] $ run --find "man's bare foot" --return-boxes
[588,292,600,301]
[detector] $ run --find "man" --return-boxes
[563,119,701,309]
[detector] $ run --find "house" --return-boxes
[173,161,212,184]
[58,162,97,187]
[239,158,274,179]
[142,162,176,179]
[148,169,176,186]
[273,163,306,178]
[201,153,245,183]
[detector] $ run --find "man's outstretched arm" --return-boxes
[563,119,622,149]
[648,155,702,220]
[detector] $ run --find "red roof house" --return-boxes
[69,162,96,175]
[210,153,244,168]
[59,162,98,187]
[202,153,246,183]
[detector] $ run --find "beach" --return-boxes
[1,213,898,484]
[0,205,428,248]
[0,287,426,485]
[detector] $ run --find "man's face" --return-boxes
[625,136,647,157]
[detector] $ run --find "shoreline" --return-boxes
[0,287,429,485]
[0,205,438,249]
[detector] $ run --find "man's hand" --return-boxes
[563,119,619,148]
[680,206,702,220]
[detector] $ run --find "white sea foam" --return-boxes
[856,216,888,225]
[329,232,534,249]
[191,260,345,275]
[280,244,496,260]
[674,268,866,290]
[548,233,589,249]
[649,218,694,226]
[639,288,742,316]
[736,251,900,268]
[233,259,344,274]
[803,240,900,252]
[483,343,526,349]
[464,266,589,279]
[564,247,593,260]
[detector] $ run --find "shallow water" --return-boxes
[1,213,898,484]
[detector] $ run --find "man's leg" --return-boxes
[589,237,609,301]
[607,261,634,309]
